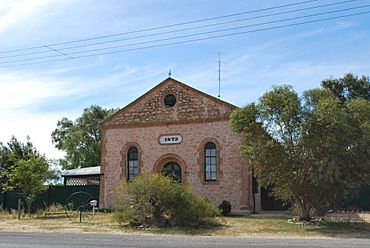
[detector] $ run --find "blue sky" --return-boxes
[0,0,369,160]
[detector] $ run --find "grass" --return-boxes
[0,211,369,238]
[128,215,370,238]
[215,215,370,238]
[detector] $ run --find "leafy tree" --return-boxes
[0,143,11,186]
[0,136,39,187]
[3,154,50,214]
[51,105,117,170]
[230,76,370,221]
[0,136,58,214]
[321,73,370,105]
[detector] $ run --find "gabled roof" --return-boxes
[62,166,101,177]
[102,77,238,127]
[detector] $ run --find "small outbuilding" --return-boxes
[62,166,102,186]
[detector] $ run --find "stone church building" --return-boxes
[99,77,256,212]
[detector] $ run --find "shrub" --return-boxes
[218,200,232,216]
[113,173,217,226]
[46,203,64,213]
[170,186,216,226]
[113,205,138,225]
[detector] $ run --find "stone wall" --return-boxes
[100,120,251,211]
[103,78,236,127]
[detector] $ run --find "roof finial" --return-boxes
[168,69,172,78]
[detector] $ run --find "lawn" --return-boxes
[0,211,369,239]
[139,215,370,238]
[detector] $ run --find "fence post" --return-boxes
[3,191,6,210]
[47,186,51,207]
[17,198,21,220]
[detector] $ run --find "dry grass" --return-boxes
[0,211,369,238]
[213,216,370,238]
[0,211,120,234]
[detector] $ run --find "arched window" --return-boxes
[127,147,138,181]
[161,162,182,183]
[204,142,217,181]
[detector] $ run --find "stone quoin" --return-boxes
[99,77,259,212]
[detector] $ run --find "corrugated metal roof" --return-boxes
[62,166,101,176]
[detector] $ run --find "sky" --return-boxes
[0,0,369,160]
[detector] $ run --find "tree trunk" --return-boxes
[298,207,311,221]
[27,201,32,217]
[295,196,311,221]
[25,196,33,217]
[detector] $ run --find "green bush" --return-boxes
[218,200,232,216]
[113,173,217,226]
[170,187,216,226]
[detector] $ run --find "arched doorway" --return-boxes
[161,162,182,183]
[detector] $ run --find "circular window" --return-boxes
[164,94,176,107]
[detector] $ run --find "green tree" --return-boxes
[3,154,50,214]
[51,105,117,170]
[0,136,58,214]
[0,136,39,187]
[0,142,11,186]
[321,73,370,105]
[230,77,370,221]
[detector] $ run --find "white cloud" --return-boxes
[0,70,83,111]
[0,69,84,160]
[0,0,58,35]
[0,109,65,160]
[0,69,80,160]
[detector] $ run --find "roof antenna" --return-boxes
[168,69,172,78]
[218,52,221,98]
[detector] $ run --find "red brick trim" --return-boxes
[197,137,222,185]
[119,142,143,181]
[153,153,188,184]
[102,117,231,130]
[99,129,107,208]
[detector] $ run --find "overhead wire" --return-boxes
[1,3,369,65]
[0,1,369,67]
[60,4,370,55]
[3,9,369,68]
[0,0,322,54]
[0,0,357,60]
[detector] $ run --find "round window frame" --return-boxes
[164,94,177,107]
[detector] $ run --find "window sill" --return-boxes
[202,180,219,185]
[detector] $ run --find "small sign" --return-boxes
[159,135,182,145]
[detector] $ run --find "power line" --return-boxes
[3,10,369,68]
[0,0,357,59]
[0,0,322,54]
[66,5,370,55]
[1,4,369,65]
[74,11,370,57]
[44,45,73,59]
